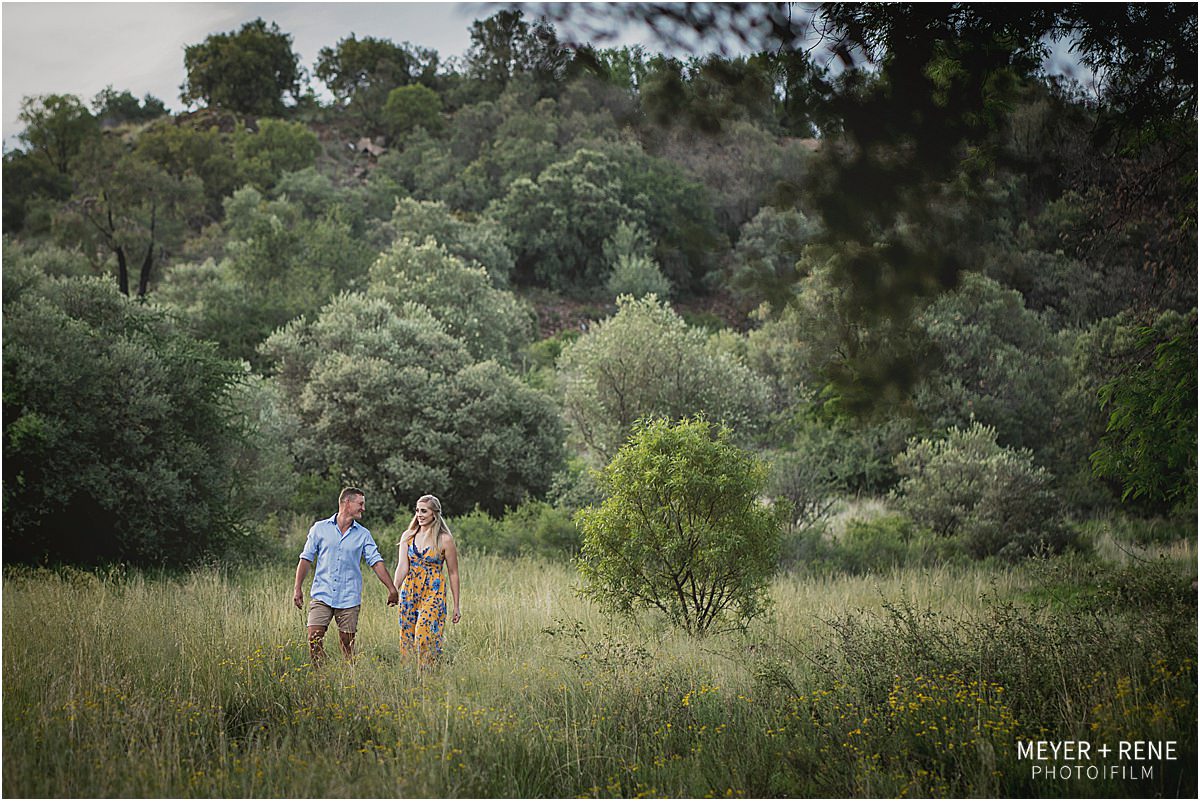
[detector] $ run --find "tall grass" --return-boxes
[3,548,1195,797]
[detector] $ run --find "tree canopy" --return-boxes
[3,4,1194,566]
[181,18,303,116]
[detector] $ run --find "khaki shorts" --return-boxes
[307,600,360,633]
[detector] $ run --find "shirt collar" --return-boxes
[328,512,359,532]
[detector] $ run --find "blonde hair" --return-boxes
[418,494,452,557]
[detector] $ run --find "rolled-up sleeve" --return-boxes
[362,536,383,567]
[300,526,319,563]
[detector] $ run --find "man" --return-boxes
[292,487,399,665]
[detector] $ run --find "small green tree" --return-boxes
[730,206,819,309]
[233,118,322,191]
[576,417,783,635]
[17,93,99,175]
[604,221,671,300]
[53,135,204,297]
[491,148,645,290]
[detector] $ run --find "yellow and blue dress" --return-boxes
[398,541,446,664]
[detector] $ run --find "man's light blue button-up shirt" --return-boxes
[300,513,384,609]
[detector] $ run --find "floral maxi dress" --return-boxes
[398,542,447,665]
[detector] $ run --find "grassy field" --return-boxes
[3,530,1196,798]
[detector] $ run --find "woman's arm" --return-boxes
[394,518,416,587]
[444,534,460,624]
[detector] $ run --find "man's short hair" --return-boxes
[339,487,365,504]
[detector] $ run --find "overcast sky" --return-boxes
[1,1,577,148]
[1,2,1094,151]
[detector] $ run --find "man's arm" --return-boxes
[293,558,311,609]
[372,561,399,606]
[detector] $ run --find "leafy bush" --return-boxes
[233,118,321,191]
[607,253,672,300]
[604,220,671,300]
[557,294,770,461]
[492,148,645,290]
[372,197,514,286]
[892,422,1075,560]
[260,293,563,520]
[382,84,443,139]
[1091,311,1197,514]
[730,205,819,309]
[3,270,255,565]
[913,272,1069,459]
[447,501,580,558]
[781,514,960,574]
[576,417,784,635]
[368,237,533,365]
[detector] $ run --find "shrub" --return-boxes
[604,221,671,300]
[260,293,563,521]
[371,197,514,286]
[765,448,838,535]
[607,253,672,300]
[892,422,1074,560]
[368,237,532,365]
[557,294,770,462]
[3,271,254,565]
[448,501,580,558]
[913,271,1069,459]
[576,417,784,635]
[382,84,443,140]
[781,514,959,575]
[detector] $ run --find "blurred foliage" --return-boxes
[1091,311,1197,514]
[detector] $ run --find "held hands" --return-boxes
[387,587,399,607]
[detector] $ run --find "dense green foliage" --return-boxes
[557,295,770,461]
[181,18,303,116]
[367,238,532,364]
[893,423,1075,560]
[260,293,563,520]
[1091,311,1198,512]
[577,417,784,635]
[2,5,1194,570]
[2,264,252,565]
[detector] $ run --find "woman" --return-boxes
[394,494,460,665]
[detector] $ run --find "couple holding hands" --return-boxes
[292,488,461,667]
